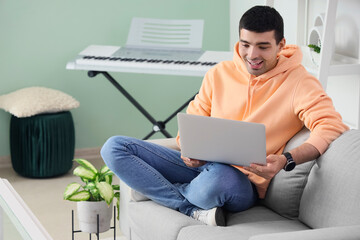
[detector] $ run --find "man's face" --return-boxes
[239,29,285,76]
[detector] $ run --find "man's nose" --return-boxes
[247,46,259,59]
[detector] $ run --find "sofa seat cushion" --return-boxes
[128,200,202,240]
[178,217,308,240]
[226,206,291,225]
[128,202,309,240]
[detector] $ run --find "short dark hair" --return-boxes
[239,6,284,44]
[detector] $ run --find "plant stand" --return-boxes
[71,206,116,240]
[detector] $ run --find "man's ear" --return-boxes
[278,38,286,51]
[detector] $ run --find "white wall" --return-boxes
[229,0,299,49]
[229,0,360,128]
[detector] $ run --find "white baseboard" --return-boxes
[74,147,102,161]
[0,147,102,169]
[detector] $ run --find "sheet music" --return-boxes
[125,18,204,51]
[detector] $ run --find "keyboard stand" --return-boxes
[66,45,233,140]
[88,71,196,140]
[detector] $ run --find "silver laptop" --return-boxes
[177,113,266,166]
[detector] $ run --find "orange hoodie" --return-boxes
[176,42,349,198]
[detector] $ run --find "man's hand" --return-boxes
[181,156,207,168]
[244,154,286,180]
[244,143,320,180]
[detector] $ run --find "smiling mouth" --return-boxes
[246,59,263,70]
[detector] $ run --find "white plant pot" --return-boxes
[77,201,113,234]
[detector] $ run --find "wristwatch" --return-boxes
[283,152,296,171]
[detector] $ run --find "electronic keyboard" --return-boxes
[66,45,233,77]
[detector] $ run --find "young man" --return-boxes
[101,6,348,227]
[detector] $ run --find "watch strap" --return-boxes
[283,152,296,171]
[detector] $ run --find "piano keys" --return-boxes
[66,45,233,77]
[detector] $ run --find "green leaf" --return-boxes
[73,166,96,181]
[114,192,120,220]
[85,182,96,190]
[116,197,120,220]
[104,175,113,185]
[96,182,114,205]
[67,190,91,202]
[74,159,98,174]
[80,177,88,183]
[90,188,100,200]
[100,165,111,175]
[63,182,81,200]
[112,184,120,191]
[99,165,113,183]
[308,44,321,53]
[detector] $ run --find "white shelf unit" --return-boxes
[300,0,360,90]
[275,0,360,128]
[260,0,360,90]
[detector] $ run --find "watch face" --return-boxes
[285,161,296,171]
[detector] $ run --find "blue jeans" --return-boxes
[101,136,257,216]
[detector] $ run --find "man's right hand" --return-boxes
[181,156,207,168]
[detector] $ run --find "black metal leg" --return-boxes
[141,93,197,140]
[72,210,75,240]
[71,207,117,240]
[87,71,196,140]
[143,130,156,140]
[113,206,116,240]
[163,92,198,125]
[96,214,99,240]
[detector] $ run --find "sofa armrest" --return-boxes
[249,225,360,240]
[119,180,132,238]
[146,137,180,151]
[118,137,179,238]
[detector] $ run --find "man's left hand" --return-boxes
[244,154,286,180]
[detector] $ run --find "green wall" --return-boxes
[0,0,229,157]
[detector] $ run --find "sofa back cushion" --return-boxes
[262,127,315,219]
[299,130,360,228]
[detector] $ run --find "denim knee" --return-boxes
[201,163,255,205]
[202,163,247,195]
[209,164,257,211]
[100,135,131,168]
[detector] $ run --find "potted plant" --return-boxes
[63,159,120,234]
[308,44,321,54]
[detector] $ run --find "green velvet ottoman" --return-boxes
[10,111,75,178]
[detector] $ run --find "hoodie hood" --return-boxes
[233,42,303,81]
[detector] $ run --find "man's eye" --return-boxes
[242,44,249,48]
[259,47,268,50]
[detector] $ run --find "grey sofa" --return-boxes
[118,128,360,240]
